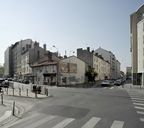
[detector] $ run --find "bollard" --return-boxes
[6,88,8,95]
[46,89,48,96]
[35,91,37,98]
[1,93,3,105]
[19,88,21,96]
[12,88,14,96]
[26,89,28,97]
[12,101,15,116]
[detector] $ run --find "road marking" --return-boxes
[133,103,144,106]
[110,120,124,128]
[132,100,144,103]
[0,111,12,122]
[135,106,144,110]
[131,98,144,101]
[140,118,144,122]
[24,115,56,128]
[137,111,144,115]
[5,113,40,128]
[51,118,75,128]
[81,117,101,128]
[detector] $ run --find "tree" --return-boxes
[85,66,98,83]
[0,66,4,77]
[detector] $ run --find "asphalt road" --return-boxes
[2,85,144,128]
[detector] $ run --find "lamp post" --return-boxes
[52,45,59,86]
[53,45,59,57]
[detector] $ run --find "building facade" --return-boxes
[94,47,121,79]
[130,4,144,85]
[58,56,86,85]
[77,47,110,81]
[4,47,12,77]
[93,55,110,80]
[31,62,58,85]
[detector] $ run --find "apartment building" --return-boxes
[94,54,110,80]
[4,47,12,77]
[77,47,110,81]
[94,47,121,79]
[130,4,144,85]
[4,39,48,79]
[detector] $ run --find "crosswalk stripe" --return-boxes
[133,103,144,106]
[131,98,144,101]
[4,113,40,128]
[110,87,114,89]
[110,120,124,128]
[81,117,101,128]
[140,118,144,122]
[132,100,144,103]
[135,106,144,110]
[24,115,56,128]
[137,111,144,115]
[51,118,75,128]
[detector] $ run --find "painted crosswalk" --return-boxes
[127,90,144,123]
[2,112,126,128]
[81,117,101,128]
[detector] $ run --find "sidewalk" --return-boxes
[0,99,24,127]
[124,83,144,95]
[2,88,49,99]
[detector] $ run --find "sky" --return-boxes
[0,0,144,71]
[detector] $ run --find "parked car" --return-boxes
[101,80,111,87]
[1,80,9,88]
[114,79,121,86]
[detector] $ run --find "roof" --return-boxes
[31,61,57,67]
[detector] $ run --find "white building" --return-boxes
[130,4,144,85]
[58,56,86,85]
[137,18,144,85]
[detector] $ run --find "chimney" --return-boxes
[87,47,90,52]
[43,44,46,51]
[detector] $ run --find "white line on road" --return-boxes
[24,115,56,128]
[110,120,124,128]
[132,100,144,103]
[81,117,101,128]
[110,87,114,89]
[135,106,144,110]
[137,111,144,115]
[4,113,40,128]
[133,103,144,106]
[51,118,75,128]
[131,98,144,101]
[0,111,12,122]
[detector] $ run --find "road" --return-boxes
[2,84,144,128]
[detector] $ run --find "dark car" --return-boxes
[1,80,10,88]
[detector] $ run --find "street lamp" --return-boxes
[53,45,59,56]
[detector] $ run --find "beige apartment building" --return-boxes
[93,55,110,80]
[130,4,144,85]
[77,47,111,81]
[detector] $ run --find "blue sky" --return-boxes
[0,0,144,71]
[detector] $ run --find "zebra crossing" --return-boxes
[127,90,144,123]
[3,112,125,128]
